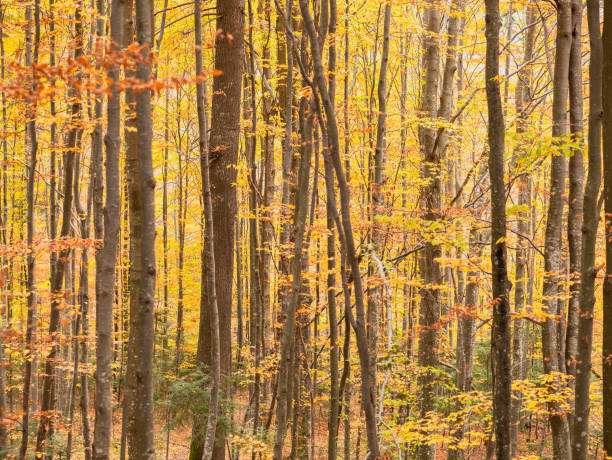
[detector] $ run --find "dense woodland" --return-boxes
[1,0,612,457]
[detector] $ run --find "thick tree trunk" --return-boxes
[484,0,511,456]
[190,0,244,458]
[124,0,155,455]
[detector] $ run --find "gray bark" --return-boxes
[125,0,156,454]
[573,0,602,457]
[485,0,512,455]
[541,0,573,456]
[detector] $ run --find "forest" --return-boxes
[0,0,611,457]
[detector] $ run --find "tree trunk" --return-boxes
[273,97,314,460]
[0,7,9,450]
[416,0,442,457]
[601,0,612,453]
[565,0,585,406]
[450,229,481,460]
[195,0,221,456]
[326,2,340,458]
[36,2,82,452]
[119,0,136,455]
[19,2,40,456]
[573,0,602,458]
[541,0,573,456]
[367,1,390,419]
[485,0,511,455]
[67,146,93,460]
[291,0,381,454]
[260,0,274,373]
[92,0,121,455]
[190,0,244,458]
[510,6,535,455]
[76,130,94,459]
[124,0,155,454]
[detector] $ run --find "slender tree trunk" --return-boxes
[92,0,121,454]
[67,146,93,460]
[36,2,82,452]
[245,1,262,441]
[78,142,93,459]
[510,7,535,455]
[573,0,602,458]
[121,0,138,455]
[276,0,295,360]
[19,2,40,456]
[601,0,612,453]
[450,229,481,460]
[325,3,340,457]
[416,0,442,457]
[367,2,390,420]
[541,0,573,456]
[565,0,585,407]
[273,97,314,460]
[195,0,221,456]
[485,0,511,455]
[260,0,274,372]
[437,0,462,154]
[287,0,382,454]
[175,146,187,368]
[0,6,9,450]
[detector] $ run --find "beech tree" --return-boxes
[0,0,610,458]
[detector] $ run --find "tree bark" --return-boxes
[36,2,82,452]
[326,1,340,458]
[195,0,221,456]
[449,228,481,460]
[416,0,442,457]
[565,0,585,403]
[272,97,314,460]
[541,0,573,456]
[485,0,512,456]
[367,1,391,419]
[92,0,122,456]
[573,0,602,457]
[67,141,94,460]
[601,0,612,453]
[125,0,156,454]
[291,0,381,454]
[19,1,40,456]
[190,0,244,458]
[510,6,535,456]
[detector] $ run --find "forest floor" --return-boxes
[48,389,578,459]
